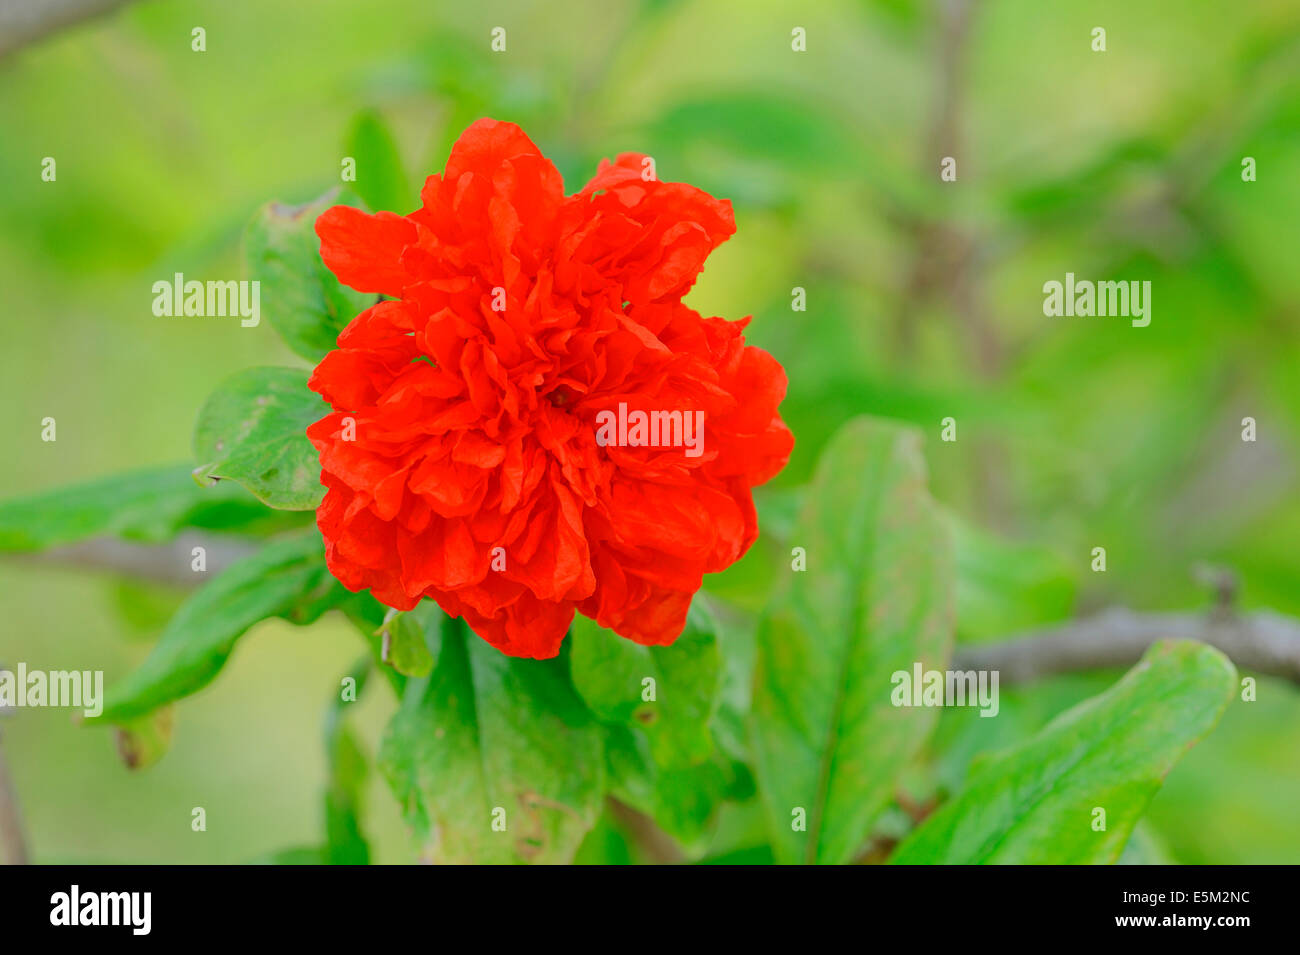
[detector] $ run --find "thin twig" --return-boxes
[0,0,140,58]
[954,608,1300,686]
[9,533,260,588]
[605,796,684,865]
[893,0,984,360]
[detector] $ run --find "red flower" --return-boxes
[308,118,792,658]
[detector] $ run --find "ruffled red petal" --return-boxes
[316,206,417,296]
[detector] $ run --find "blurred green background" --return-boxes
[1,0,1297,863]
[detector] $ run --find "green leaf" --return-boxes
[573,813,634,865]
[570,599,721,768]
[0,465,298,553]
[1118,821,1176,865]
[112,705,175,770]
[890,641,1237,864]
[377,603,440,678]
[604,724,753,853]
[323,657,372,865]
[338,593,407,697]
[94,532,347,724]
[323,727,369,864]
[379,620,604,864]
[707,596,758,766]
[344,110,410,214]
[750,416,954,865]
[192,366,325,511]
[697,845,775,865]
[243,190,374,362]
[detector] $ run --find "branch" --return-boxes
[954,608,1300,686]
[0,0,141,58]
[894,0,986,361]
[605,797,684,865]
[11,533,259,587]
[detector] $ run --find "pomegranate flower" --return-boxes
[308,118,792,658]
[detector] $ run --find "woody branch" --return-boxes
[954,607,1300,687]
[10,538,1300,686]
[0,0,139,57]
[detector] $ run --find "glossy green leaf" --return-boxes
[380,620,604,864]
[377,603,440,678]
[192,366,325,511]
[0,465,298,553]
[243,190,374,361]
[94,532,347,724]
[344,110,410,214]
[890,640,1237,864]
[570,599,721,769]
[751,416,954,864]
